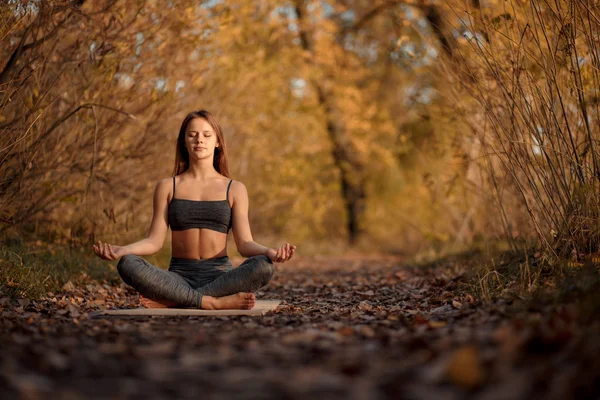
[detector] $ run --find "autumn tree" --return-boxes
[0,0,212,245]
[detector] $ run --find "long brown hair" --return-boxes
[172,110,230,177]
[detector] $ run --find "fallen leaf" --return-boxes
[359,326,375,338]
[445,345,484,389]
[336,326,354,336]
[68,304,80,318]
[358,301,374,312]
[428,320,447,329]
[18,299,30,308]
[358,290,375,298]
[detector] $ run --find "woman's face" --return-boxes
[185,117,219,160]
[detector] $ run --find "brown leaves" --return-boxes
[0,256,598,399]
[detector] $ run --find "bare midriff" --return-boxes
[171,229,228,259]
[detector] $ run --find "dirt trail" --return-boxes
[1,256,598,399]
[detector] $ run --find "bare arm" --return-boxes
[230,180,296,262]
[93,178,171,260]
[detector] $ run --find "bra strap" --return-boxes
[172,176,176,198]
[226,179,233,204]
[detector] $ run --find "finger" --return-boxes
[99,246,106,260]
[111,245,120,260]
[283,243,289,259]
[110,245,118,260]
[281,246,288,260]
[103,243,110,259]
[286,245,295,261]
[108,245,117,260]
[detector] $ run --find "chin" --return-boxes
[191,153,211,160]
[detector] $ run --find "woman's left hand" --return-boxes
[266,242,296,263]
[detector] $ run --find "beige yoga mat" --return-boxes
[89,300,282,318]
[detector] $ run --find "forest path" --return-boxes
[1,255,598,399]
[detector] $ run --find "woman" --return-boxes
[92,110,296,310]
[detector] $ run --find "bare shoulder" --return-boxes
[229,179,247,194]
[228,179,248,205]
[154,177,174,197]
[156,177,173,189]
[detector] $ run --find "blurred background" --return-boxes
[1,0,599,285]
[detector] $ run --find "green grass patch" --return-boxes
[0,240,119,300]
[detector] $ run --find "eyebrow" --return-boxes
[188,130,214,133]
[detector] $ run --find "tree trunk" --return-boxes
[294,2,366,245]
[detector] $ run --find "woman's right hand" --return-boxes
[92,240,127,261]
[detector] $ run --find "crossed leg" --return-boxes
[116,254,274,309]
[116,255,201,308]
[196,255,275,310]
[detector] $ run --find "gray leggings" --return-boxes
[116,254,275,309]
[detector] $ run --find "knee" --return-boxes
[252,255,275,286]
[116,254,140,282]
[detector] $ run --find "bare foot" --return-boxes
[202,292,256,310]
[139,294,178,309]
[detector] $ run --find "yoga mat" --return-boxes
[88,300,282,318]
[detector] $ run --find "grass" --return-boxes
[0,239,119,300]
[413,241,600,323]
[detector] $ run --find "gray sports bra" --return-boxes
[168,176,233,233]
